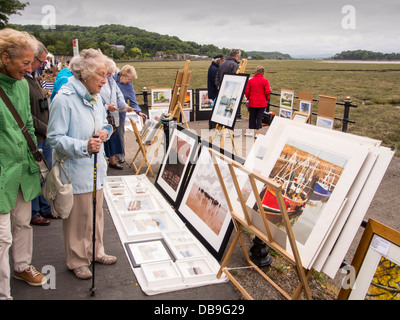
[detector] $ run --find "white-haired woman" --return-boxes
[47,48,116,280]
[114,64,147,163]
[0,28,46,299]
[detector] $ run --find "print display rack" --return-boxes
[208,147,313,300]
[104,174,228,295]
[128,117,164,176]
[209,59,248,155]
[169,60,192,129]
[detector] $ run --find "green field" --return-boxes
[117,60,400,156]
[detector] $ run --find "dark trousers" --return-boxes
[248,107,266,130]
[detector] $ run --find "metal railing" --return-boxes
[134,88,358,133]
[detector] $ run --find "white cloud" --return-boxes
[8,0,400,57]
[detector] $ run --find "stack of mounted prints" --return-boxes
[104,174,228,295]
[241,117,393,275]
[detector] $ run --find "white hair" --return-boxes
[69,48,108,80]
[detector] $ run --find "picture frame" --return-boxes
[210,73,249,130]
[316,116,334,130]
[125,111,143,132]
[280,89,294,109]
[120,211,181,239]
[299,100,312,115]
[151,88,172,107]
[124,238,175,268]
[292,111,310,123]
[123,194,159,213]
[176,258,215,284]
[141,260,182,287]
[279,107,292,119]
[245,123,371,269]
[148,107,169,123]
[155,126,200,207]
[338,219,400,300]
[198,89,213,111]
[176,142,242,260]
[195,89,213,121]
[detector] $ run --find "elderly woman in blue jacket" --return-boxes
[47,49,116,280]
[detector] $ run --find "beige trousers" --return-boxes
[0,188,33,300]
[63,189,106,270]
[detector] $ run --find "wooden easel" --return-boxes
[209,148,312,300]
[209,59,248,155]
[128,118,163,176]
[169,60,192,129]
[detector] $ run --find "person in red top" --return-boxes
[244,66,271,138]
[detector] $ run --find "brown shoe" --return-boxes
[96,254,117,265]
[31,215,50,226]
[73,266,92,280]
[13,265,46,286]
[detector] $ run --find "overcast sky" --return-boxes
[8,0,400,58]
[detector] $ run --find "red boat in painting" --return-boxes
[260,151,319,224]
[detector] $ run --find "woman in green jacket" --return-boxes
[0,28,46,300]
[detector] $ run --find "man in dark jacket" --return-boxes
[24,41,53,226]
[215,49,241,89]
[207,54,224,129]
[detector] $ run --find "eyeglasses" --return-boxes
[95,72,107,79]
[35,57,45,64]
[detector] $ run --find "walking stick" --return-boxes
[90,134,100,297]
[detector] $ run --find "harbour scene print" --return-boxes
[258,138,348,245]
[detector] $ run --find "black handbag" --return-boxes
[0,87,50,182]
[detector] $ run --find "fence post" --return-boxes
[342,96,352,133]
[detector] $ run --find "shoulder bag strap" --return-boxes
[0,86,43,161]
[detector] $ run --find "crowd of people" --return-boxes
[0,28,146,299]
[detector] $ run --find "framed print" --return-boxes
[176,258,215,283]
[151,88,172,107]
[245,124,370,268]
[123,194,159,213]
[210,73,249,130]
[299,100,312,115]
[279,108,292,119]
[141,260,182,287]
[148,107,169,123]
[155,126,199,207]
[126,111,143,132]
[182,89,193,110]
[292,111,310,123]
[198,89,213,111]
[338,219,400,300]
[316,116,334,130]
[120,211,181,239]
[196,89,213,121]
[176,143,239,260]
[280,89,294,109]
[124,238,175,267]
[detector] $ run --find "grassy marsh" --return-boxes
[118,60,400,156]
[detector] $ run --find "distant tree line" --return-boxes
[10,24,249,60]
[333,50,400,61]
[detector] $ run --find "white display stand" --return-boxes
[104,175,228,295]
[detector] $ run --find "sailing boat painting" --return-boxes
[257,138,348,245]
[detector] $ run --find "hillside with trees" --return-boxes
[247,51,292,60]
[333,50,400,61]
[11,24,247,60]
